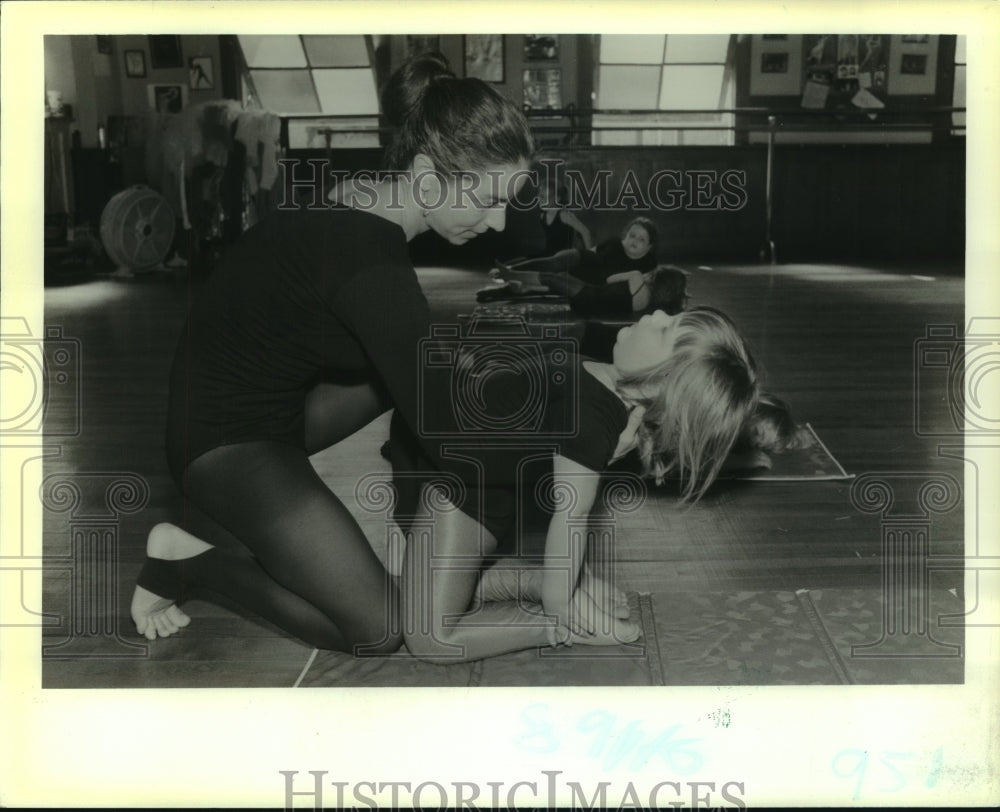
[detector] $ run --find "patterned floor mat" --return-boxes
[295,587,963,687]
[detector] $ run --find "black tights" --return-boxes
[512,248,608,287]
[141,380,400,653]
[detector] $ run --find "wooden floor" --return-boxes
[39,258,965,687]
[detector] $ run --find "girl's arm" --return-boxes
[605,269,645,289]
[400,483,557,662]
[605,270,651,312]
[540,453,602,642]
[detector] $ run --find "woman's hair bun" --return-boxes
[381,51,455,127]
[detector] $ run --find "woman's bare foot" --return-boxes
[130,523,212,641]
[491,266,544,287]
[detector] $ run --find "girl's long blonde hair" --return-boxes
[617,307,759,502]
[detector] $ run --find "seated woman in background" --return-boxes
[501,215,660,284]
[391,306,760,660]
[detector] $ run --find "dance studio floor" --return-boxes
[38,258,966,687]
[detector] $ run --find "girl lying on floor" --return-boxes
[580,320,800,474]
[389,306,760,659]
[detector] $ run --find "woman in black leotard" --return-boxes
[392,306,759,659]
[130,53,535,655]
[537,178,593,254]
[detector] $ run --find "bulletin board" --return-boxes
[746,34,942,108]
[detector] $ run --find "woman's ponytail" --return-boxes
[380,51,454,128]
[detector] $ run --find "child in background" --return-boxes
[557,265,688,318]
[499,215,660,284]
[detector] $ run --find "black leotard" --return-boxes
[388,352,629,543]
[540,211,578,255]
[569,279,636,317]
[165,206,444,482]
[574,238,657,285]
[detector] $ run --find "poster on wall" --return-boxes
[804,33,836,69]
[749,34,803,95]
[801,71,831,108]
[858,35,887,91]
[463,34,504,82]
[124,49,146,78]
[761,52,789,73]
[889,34,938,95]
[188,56,214,90]
[524,35,558,61]
[147,83,188,113]
[522,67,561,110]
[836,34,858,80]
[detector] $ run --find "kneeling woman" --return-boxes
[130,53,534,655]
[392,306,759,660]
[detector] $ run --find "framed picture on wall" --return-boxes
[761,52,789,73]
[522,67,561,110]
[189,56,214,90]
[464,35,504,82]
[147,83,188,114]
[524,35,559,61]
[148,35,183,69]
[124,50,146,78]
[96,36,112,55]
[900,53,928,75]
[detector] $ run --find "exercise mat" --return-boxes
[729,423,853,482]
[294,586,962,687]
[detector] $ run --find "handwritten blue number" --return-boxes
[832,749,868,801]
[631,724,704,774]
[878,751,913,793]
[516,703,559,754]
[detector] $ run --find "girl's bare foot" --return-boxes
[475,563,540,605]
[580,569,631,619]
[476,563,629,621]
[130,523,212,641]
[569,615,642,646]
